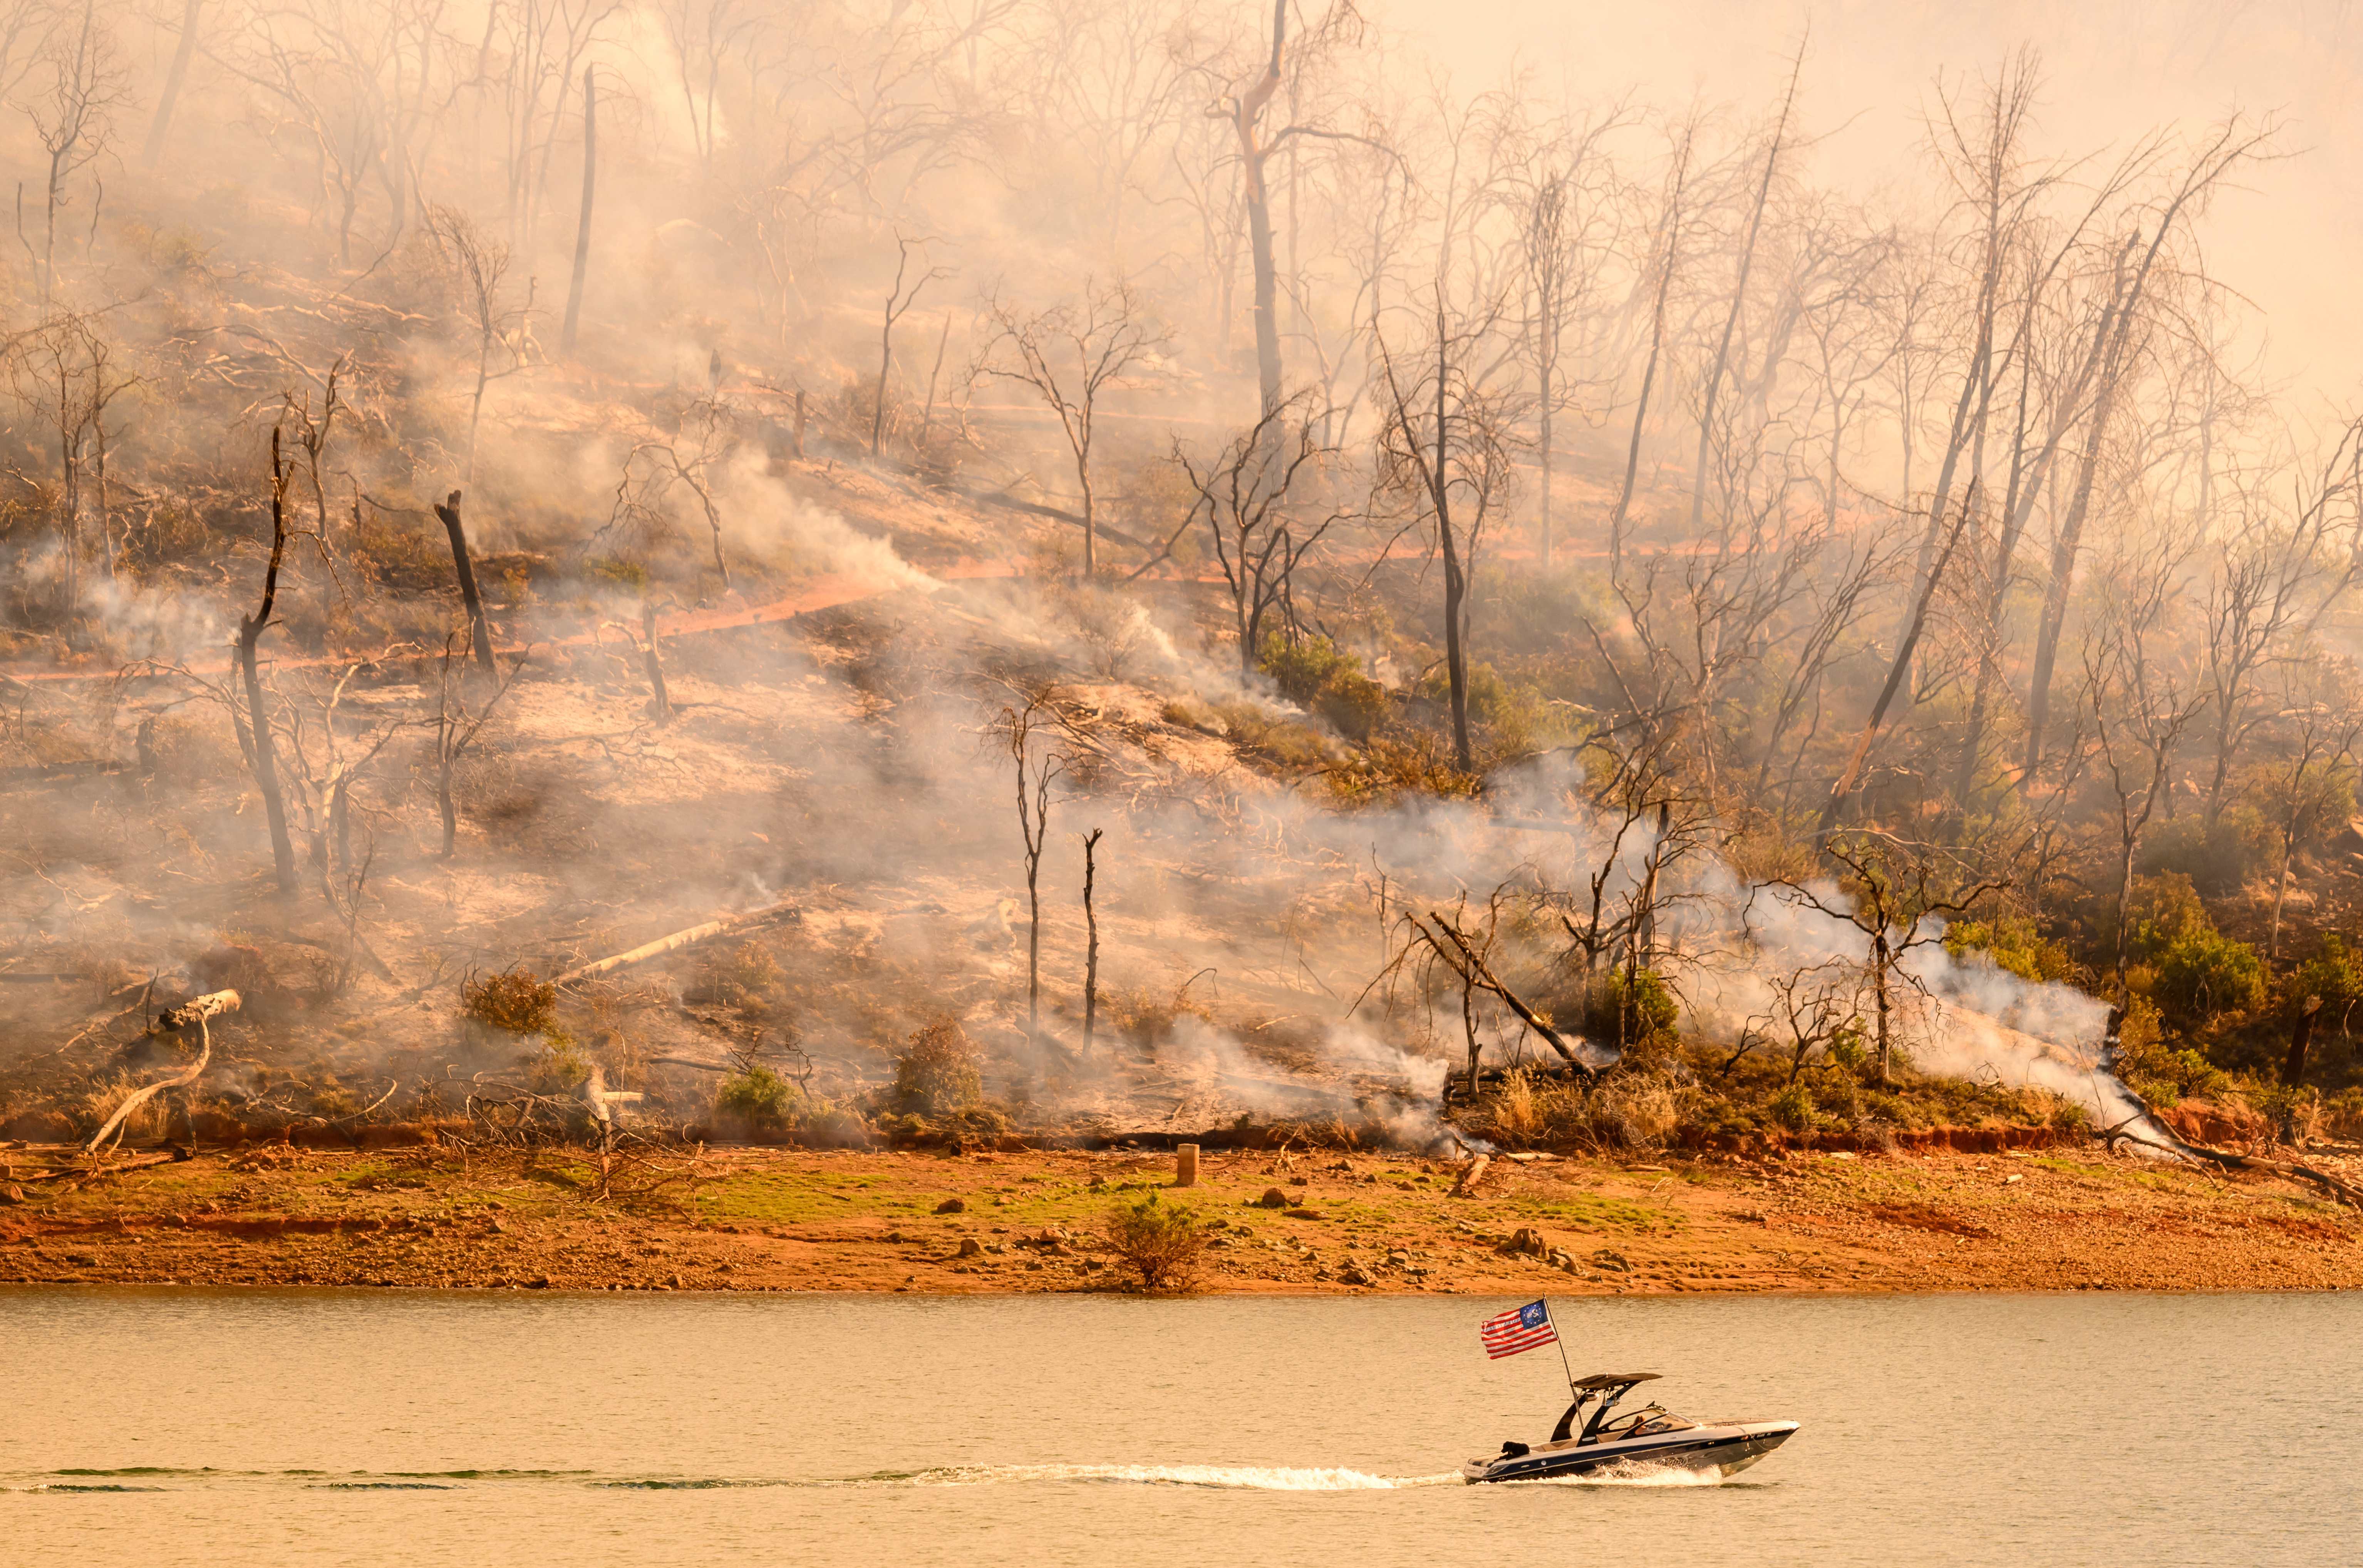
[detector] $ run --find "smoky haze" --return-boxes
[1,0,2355,1173]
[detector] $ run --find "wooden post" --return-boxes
[1175,1143,1199,1188]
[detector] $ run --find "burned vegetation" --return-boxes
[1,2,2361,1232]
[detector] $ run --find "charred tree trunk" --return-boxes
[1872,927,1894,1087]
[2286,997,2321,1086]
[1688,45,1800,536]
[433,489,496,672]
[437,758,458,857]
[1816,481,1980,844]
[1434,327,1472,772]
[2024,197,2217,782]
[330,773,354,879]
[1232,0,1287,422]
[559,66,596,358]
[641,600,671,724]
[240,432,298,895]
[1081,827,1103,1058]
[2022,385,2121,783]
[140,0,204,168]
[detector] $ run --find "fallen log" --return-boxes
[956,485,1156,553]
[1416,911,1603,1075]
[1451,1153,1492,1197]
[84,991,238,1152]
[550,901,801,987]
[26,1151,181,1182]
[2105,1122,2363,1207]
[155,988,241,1034]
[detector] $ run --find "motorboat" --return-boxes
[1462,1373,1797,1484]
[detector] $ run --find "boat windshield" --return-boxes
[1584,1405,1696,1444]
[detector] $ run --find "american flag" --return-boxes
[1479,1299,1559,1359]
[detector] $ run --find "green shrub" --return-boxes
[2118,873,2210,963]
[2036,1091,2092,1132]
[717,1064,799,1129]
[1416,659,1561,756]
[1316,674,1389,741]
[1817,1071,1862,1124]
[2138,814,2271,897]
[2113,996,2234,1103]
[1827,1024,1868,1075]
[894,1017,983,1115]
[1580,968,1679,1046]
[528,1030,591,1094]
[2154,929,2267,1023]
[1211,699,1333,767]
[1102,1189,1205,1291]
[586,556,650,593]
[1944,916,2071,984]
[1767,1082,1817,1134]
[2289,933,2363,1015]
[1253,632,1391,742]
[1259,630,1360,703]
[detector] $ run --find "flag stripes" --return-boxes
[1478,1299,1558,1359]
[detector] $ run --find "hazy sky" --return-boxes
[1383,0,2363,409]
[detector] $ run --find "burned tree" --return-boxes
[560,65,597,357]
[431,490,496,672]
[2020,119,2278,781]
[1178,392,1337,670]
[139,0,203,166]
[1759,835,2007,1087]
[872,233,946,460]
[2080,534,2207,995]
[13,311,137,617]
[27,0,127,305]
[1688,38,1803,537]
[237,430,301,895]
[430,636,523,859]
[1001,701,1066,1046]
[427,205,535,483]
[975,278,1167,575]
[1373,295,1518,772]
[1081,826,1103,1058]
[1607,117,1696,571]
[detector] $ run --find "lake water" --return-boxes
[2,1288,2354,1566]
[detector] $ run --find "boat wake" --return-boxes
[896,1463,1462,1491]
[1521,1461,1728,1488]
[8,1459,1733,1495]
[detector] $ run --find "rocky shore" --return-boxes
[3,1139,2358,1295]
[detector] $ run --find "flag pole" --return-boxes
[1547,1296,1577,1403]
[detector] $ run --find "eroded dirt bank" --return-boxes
[4,1141,2358,1295]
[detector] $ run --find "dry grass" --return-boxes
[1477,1070,1679,1153]
[78,1072,167,1142]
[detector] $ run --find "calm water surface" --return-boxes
[2,1288,2353,1566]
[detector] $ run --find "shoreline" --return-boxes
[3,1141,2358,1296]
